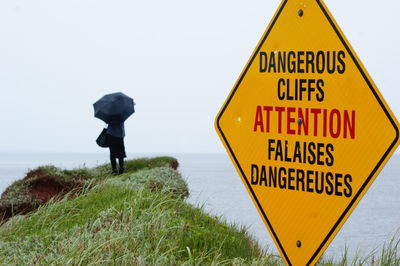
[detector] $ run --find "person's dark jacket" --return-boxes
[106,122,125,138]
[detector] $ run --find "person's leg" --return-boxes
[118,157,124,174]
[110,154,118,174]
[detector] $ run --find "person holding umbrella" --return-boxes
[106,115,126,174]
[93,92,135,175]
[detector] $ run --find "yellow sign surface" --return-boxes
[215,0,400,265]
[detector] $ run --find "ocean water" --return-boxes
[0,152,399,260]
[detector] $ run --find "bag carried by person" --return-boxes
[96,128,109,148]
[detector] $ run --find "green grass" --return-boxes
[0,156,180,220]
[88,156,179,180]
[0,181,265,264]
[0,156,399,265]
[0,156,269,265]
[316,234,400,265]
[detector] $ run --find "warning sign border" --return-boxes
[215,0,400,265]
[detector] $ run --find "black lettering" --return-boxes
[259,52,267,72]
[284,140,291,162]
[287,80,294,100]
[288,51,296,73]
[297,51,305,73]
[344,174,352,197]
[307,79,315,101]
[315,171,324,194]
[251,164,259,184]
[306,170,314,192]
[260,50,346,74]
[269,166,277,187]
[300,79,307,101]
[293,141,302,163]
[308,142,316,164]
[296,169,305,191]
[288,168,295,190]
[316,51,325,73]
[275,139,283,161]
[317,143,325,166]
[335,173,343,196]
[268,139,275,160]
[316,79,324,102]
[278,51,286,72]
[325,172,334,195]
[277,79,285,100]
[260,166,267,186]
[268,51,277,72]
[337,50,346,74]
[327,51,336,74]
[306,51,315,73]
[325,144,334,166]
[278,167,287,189]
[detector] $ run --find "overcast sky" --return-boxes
[0,0,399,154]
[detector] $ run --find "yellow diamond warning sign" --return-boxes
[215,0,400,265]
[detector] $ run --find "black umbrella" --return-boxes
[93,92,135,123]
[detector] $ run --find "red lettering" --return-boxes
[298,108,309,135]
[275,107,285,134]
[253,106,264,132]
[287,107,296,134]
[263,106,273,132]
[310,108,321,136]
[329,109,341,138]
[343,110,356,139]
[252,106,356,139]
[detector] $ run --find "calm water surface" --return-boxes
[0,152,399,260]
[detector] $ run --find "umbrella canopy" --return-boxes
[93,92,135,123]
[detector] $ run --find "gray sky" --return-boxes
[0,0,399,154]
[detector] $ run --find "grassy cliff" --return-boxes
[0,157,276,265]
[0,157,398,265]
